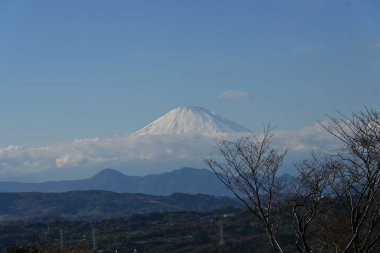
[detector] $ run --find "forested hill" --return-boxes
[0,191,241,221]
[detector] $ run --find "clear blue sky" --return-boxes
[1,0,379,147]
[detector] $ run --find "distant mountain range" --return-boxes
[0,191,241,220]
[0,167,231,196]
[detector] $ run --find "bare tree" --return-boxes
[206,107,380,253]
[319,108,380,253]
[289,154,332,253]
[205,125,287,253]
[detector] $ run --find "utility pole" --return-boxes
[60,228,64,253]
[219,220,224,246]
[92,227,97,253]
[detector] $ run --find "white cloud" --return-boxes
[218,90,252,99]
[56,154,88,167]
[366,42,380,50]
[0,123,342,178]
[0,134,218,177]
[272,122,337,152]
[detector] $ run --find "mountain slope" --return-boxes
[0,168,230,196]
[133,106,251,137]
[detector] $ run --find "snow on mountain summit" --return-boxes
[132,106,251,137]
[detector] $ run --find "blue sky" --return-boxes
[0,0,379,148]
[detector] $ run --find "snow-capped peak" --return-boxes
[132,106,251,137]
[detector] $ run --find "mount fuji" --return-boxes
[121,106,252,172]
[133,106,251,137]
[0,106,253,181]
